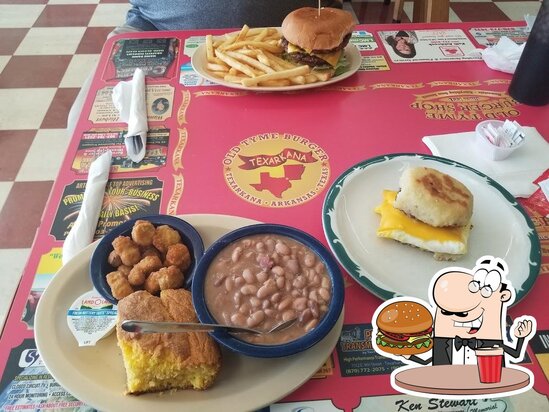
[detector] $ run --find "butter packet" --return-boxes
[67,290,117,347]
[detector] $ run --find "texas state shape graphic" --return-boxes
[250,164,306,198]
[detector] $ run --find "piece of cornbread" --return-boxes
[116,289,221,395]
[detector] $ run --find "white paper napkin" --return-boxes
[422,127,549,198]
[112,68,148,163]
[478,36,525,74]
[524,14,537,32]
[62,151,112,265]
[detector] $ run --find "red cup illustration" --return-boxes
[476,347,504,383]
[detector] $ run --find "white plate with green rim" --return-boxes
[322,153,540,304]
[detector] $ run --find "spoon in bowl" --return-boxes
[120,317,297,336]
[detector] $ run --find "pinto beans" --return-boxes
[204,234,332,345]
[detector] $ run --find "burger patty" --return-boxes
[282,51,332,68]
[280,33,352,55]
[280,33,352,68]
[379,335,431,347]
[382,327,433,341]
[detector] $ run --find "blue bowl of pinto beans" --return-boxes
[191,223,344,358]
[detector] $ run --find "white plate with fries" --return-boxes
[35,214,343,412]
[191,26,361,91]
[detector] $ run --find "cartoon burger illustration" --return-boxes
[375,300,433,355]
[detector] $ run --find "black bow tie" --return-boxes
[454,336,483,351]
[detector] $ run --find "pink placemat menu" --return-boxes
[1,22,548,411]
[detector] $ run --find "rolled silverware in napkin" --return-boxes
[62,151,112,265]
[112,68,148,163]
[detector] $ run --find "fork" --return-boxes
[126,134,143,155]
[120,317,298,335]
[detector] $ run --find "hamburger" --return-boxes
[375,300,433,355]
[280,7,355,80]
[374,167,473,261]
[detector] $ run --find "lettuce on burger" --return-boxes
[280,7,355,80]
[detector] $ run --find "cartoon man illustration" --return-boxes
[406,256,535,366]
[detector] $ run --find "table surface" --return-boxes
[1,21,548,412]
[394,365,531,395]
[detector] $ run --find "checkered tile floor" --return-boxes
[0,0,541,327]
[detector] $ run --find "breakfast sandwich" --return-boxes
[116,289,221,395]
[374,167,473,261]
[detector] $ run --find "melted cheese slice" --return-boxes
[375,190,470,255]
[286,42,303,53]
[407,334,430,343]
[286,42,342,68]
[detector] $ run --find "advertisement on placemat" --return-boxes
[71,128,170,174]
[89,85,174,124]
[180,62,217,87]
[351,390,549,411]
[0,340,95,411]
[272,392,549,412]
[336,323,403,377]
[379,29,481,63]
[50,177,163,241]
[469,27,529,47]
[530,330,549,381]
[360,55,390,71]
[21,248,63,330]
[519,171,549,273]
[350,30,379,51]
[105,37,179,81]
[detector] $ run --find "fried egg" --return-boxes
[375,190,471,260]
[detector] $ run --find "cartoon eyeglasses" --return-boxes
[468,266,502,298]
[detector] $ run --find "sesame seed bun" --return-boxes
[376,301,433,334]
[394,167,473,228]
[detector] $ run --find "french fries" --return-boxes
[203,25,328,88]
[241,65,310,87]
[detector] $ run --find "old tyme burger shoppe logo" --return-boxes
[223,133,330,208]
